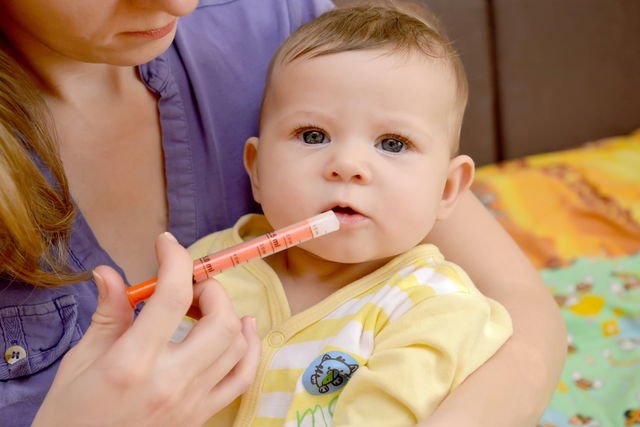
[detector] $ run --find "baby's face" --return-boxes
[245,49,461,263]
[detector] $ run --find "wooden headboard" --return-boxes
[334,0,640,165]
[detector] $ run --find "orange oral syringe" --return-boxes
[125,211,340,307]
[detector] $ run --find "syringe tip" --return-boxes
[309,211,340,237]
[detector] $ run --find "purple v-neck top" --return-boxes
[0,0,332,423]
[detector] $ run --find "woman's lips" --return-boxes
[124,20,176,40]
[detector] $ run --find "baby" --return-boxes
[190,3,512,426]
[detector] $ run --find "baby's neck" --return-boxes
[266,247,390,316]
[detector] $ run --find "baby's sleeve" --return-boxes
[331,288,512,426]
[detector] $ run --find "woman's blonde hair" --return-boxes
[0,44,86,287]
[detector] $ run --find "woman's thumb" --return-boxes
[68,266,134,364]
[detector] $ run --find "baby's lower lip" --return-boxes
[333,211,366,225]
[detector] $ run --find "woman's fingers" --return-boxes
[172,283,260,420]
[126,232,194,355]
[143,298,258,426]
[180,320,247,386]
[199,316,261,415]
[175,278,246,377]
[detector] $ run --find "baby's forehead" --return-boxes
[274,43,450,70]
[264,49,462,111]
[269,47,456,87]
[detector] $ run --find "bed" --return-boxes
[332,1,640,425]
[473,132,640,427]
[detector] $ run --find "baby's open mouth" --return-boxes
[331,206,365,225]
[332,206,357,215]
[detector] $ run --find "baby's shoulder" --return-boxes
[380,245,477,302]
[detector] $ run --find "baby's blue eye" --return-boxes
[378,137,406,153]
[302,130,327,144]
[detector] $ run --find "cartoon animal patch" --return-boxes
[302,351,359,395]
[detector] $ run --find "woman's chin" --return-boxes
[93,38,176,66]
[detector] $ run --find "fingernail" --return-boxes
[163,231,177,243]
[93,270,108,302]
[249,316,257,330]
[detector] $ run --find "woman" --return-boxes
[0,0,565,425]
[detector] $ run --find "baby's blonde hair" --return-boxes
[263,1,469,149]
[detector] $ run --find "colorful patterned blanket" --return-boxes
[472,130,640,427]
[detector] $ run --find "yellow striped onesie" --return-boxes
[188,214,512,427]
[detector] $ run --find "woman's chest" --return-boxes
[57,92,167,283]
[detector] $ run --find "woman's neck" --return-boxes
[34,61,137,107]
[4,30,137,104]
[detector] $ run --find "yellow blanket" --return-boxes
[473,130,640,268]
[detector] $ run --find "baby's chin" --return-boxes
[300,243,399,266]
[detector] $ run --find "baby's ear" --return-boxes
[243,137,262,203]
[437,154,475,220]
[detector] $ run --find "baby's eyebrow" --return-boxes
[271,109,334,127]
[376,120,434,145]
[280,109,332,120]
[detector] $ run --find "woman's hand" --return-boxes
[33,232,260,427]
